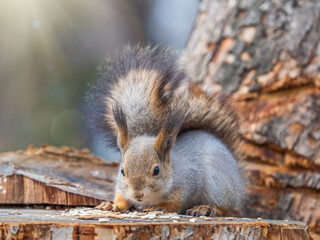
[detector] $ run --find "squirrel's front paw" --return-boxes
[95,201,114,211]
[95,201,127,212]
[143,206,167,213]
[185,205,223,217]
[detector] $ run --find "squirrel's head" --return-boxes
[113,106,184,204]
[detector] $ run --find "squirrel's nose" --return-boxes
[133,193,144,199]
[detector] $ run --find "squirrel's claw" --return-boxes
[143,206,167,213]
[95,201,114,211]
[95,201,126,212]
[185,205,221,217]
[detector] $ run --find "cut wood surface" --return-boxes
[0,145,316,239]
[0,209,311,240]
[0,145,118,205]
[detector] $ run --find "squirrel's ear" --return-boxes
[154,111,184,162]
[113,106,130,153]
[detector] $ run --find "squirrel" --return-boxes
[86,44,246,216]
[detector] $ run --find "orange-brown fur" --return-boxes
[158,200,183,213]
[113,190,131,211]
[153,131,167,158]
[174,84,241,158]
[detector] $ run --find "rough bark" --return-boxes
[0,209,311,240]
[184,0,320,238]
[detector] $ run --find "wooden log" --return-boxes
[0,145,118,205]
[0,174,102,206]
[0,209,311,239]
[0,146,317,238]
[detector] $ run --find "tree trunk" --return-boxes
[184,0,320,238]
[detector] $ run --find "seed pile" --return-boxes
[61,207,220,223]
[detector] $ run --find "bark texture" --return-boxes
[184,0,320,238]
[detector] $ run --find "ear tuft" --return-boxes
[154,110,184,162]
[162,110,185,136]
[112,105,127,132]
[112,105,130,152]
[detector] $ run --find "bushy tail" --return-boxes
[86,44,185,148]
[173,84,240,156]
[86,44,240,157]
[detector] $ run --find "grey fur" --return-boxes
[171,130,246,211]
[116,130,246,212]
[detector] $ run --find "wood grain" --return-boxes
[0,209,311,240]
[0,145,118,206]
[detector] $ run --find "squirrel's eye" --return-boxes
[153,166,160,176]
[121,168,125,176]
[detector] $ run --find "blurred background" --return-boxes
[0,0,199,160]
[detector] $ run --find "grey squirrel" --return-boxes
[87,44,246,216]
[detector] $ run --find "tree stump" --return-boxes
[0,146,313,239]
[0,145,117,206]
[184,0,320,238]
[0,207,311,239]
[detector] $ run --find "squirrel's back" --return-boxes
[171,130,245,210]
[87,44,240,157]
